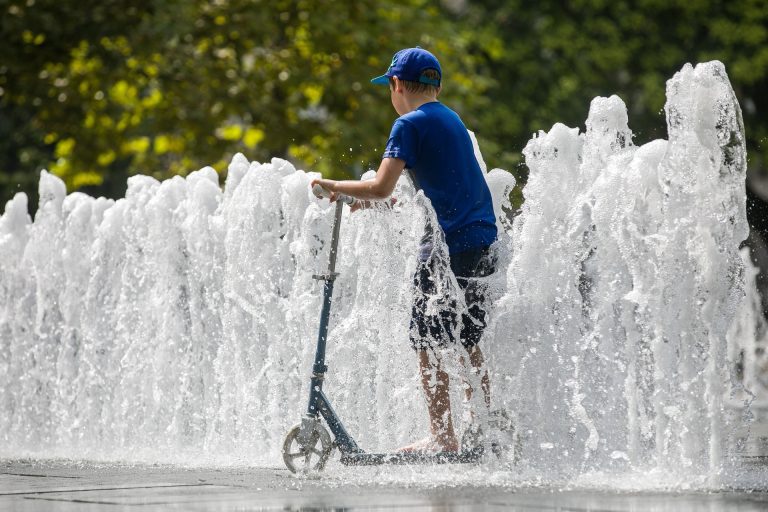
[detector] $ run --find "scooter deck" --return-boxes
[339,447,483,466]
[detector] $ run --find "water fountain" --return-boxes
[0,61,760,488]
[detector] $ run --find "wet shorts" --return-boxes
[409,245,496,351]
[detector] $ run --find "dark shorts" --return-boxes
[409,245,497,351]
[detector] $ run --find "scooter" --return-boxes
[281,184,513,474]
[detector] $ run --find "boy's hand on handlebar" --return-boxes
[310,179,395,211]
[311,179,355,206]
[311,178,338,202]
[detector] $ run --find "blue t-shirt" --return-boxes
[383,102,497,255]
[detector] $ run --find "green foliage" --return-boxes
[1,0,489,205]
[458,0,768,183]
[1,0,766,211]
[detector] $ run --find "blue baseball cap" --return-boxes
[370,47,442,87]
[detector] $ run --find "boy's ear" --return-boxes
[392,76,403,93]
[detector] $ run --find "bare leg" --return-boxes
[459,344,491,411]
[399,349,459,452]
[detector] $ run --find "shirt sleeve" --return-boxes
[383,118,418,168]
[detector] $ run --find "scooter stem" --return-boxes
[327,200,344,275]
[310,201,344,383]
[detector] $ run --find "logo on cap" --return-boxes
[371,47,442,87]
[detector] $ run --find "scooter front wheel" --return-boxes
[282,422,333,474]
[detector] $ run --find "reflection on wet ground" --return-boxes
[2,459,768,511]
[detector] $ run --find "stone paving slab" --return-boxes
[2,459,768,511]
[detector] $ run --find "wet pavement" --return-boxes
[2,459,768,511]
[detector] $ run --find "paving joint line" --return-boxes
[0,482,215,496]
[1,472,82,479]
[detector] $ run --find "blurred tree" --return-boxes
[456,0,768,183]
[1,0,155,206]
[1,0,766,214]
[0,0,490,209]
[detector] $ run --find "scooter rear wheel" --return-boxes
[282,422,333,474]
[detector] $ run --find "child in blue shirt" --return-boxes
[311,47,497,453]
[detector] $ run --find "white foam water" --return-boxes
[0,61,760,488]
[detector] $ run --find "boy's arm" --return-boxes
[312,157,405,201]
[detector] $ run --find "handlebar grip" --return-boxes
[312,184,355,206]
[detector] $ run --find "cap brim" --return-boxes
[370,75,390,85]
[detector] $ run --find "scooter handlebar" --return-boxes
[312,183,355,206]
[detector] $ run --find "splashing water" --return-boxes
[0,61,759,487]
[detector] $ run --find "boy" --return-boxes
[311,47,497,453]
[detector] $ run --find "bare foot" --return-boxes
[397,437,459,453]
